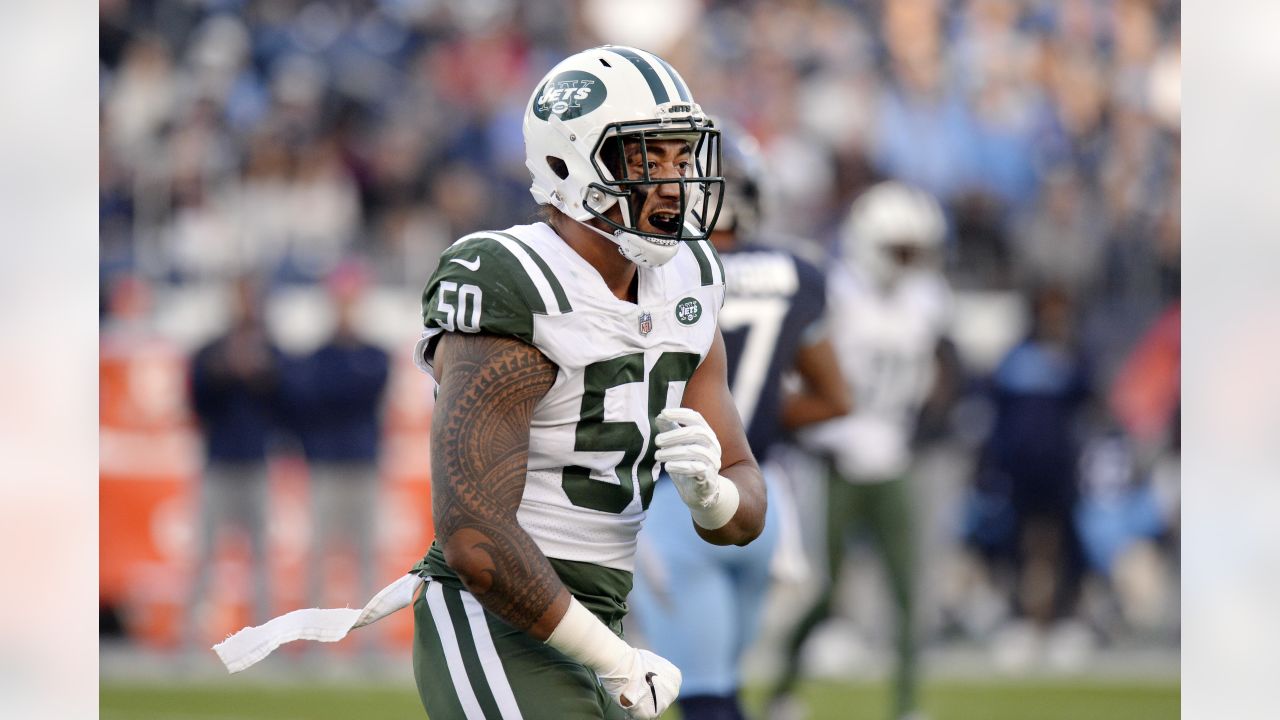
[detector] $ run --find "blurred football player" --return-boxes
[214,46,766,720]
[630,131,852,720]
[769,182,959,720]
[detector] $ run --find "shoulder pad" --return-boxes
[420,233,574,345]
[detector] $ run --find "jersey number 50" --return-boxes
[436,281,483,333]
[563,351,700,514]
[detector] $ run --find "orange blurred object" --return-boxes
[1109,302,1180,447]
[100,334,436,649]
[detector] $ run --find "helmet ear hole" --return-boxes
[546,156,569,180]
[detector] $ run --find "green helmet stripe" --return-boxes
[608,47,670,105]
[648,53,691,102]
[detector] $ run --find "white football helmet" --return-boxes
[841,181,945,288]
[523,45,725,267]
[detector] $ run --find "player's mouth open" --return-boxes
[648,211,681,235]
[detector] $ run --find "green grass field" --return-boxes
[101,679,1179,720]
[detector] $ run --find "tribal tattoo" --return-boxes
[430,332,562,632]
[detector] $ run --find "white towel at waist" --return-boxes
[212,572,426,673]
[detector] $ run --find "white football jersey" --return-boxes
[800,262,951,482]
[416,222,725,570]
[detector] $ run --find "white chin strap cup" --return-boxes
[616,231,679,268]
[577,218,680,268]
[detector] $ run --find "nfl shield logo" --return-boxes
[638,311,653,336]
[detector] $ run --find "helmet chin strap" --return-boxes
[571,216,679,268]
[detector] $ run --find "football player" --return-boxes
[405,46,771,720]
[630,130,851,720]
[214,45,766,720]
[768,182,958,720]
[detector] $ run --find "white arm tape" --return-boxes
[544,597,632,674]
[689,475,740,530]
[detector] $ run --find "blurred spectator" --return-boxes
[104,33,177,158]
[872,11,979,204]
[279,133,362,280]
[283,261,389,610]
[100,113,136,282]
[1010,167,1105,295]
[186,275,285,644]
[973,286,1092,664]
[225,129,295,275]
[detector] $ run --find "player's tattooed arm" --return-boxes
[431,332,571,640]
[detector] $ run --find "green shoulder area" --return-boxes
[420,234,572,344]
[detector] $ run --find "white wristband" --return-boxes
[545,597,632,674]
[689,475,740,530]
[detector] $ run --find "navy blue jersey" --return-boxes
[718,244,827,462]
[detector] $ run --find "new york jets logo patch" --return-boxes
[675,297,702,326]
[532,70,607,121]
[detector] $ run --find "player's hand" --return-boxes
[598,647,682,719]
[655,407,723,508]
[547,598,682,717]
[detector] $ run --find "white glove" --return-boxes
[598,648,682,719]
[654,407,740,530]
[546,598,682,718]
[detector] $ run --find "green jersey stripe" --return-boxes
[702,239,725,285]
[608,47,670,105]
[493,231,572,314]
[688,239,716,286]
[441,585,505,720]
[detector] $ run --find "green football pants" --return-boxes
[772,463,919,719]
[412,580,628,720]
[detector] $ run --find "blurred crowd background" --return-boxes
[99,0,1179,680]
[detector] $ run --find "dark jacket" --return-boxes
[190,332,284,463]
[284,338,390,463]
